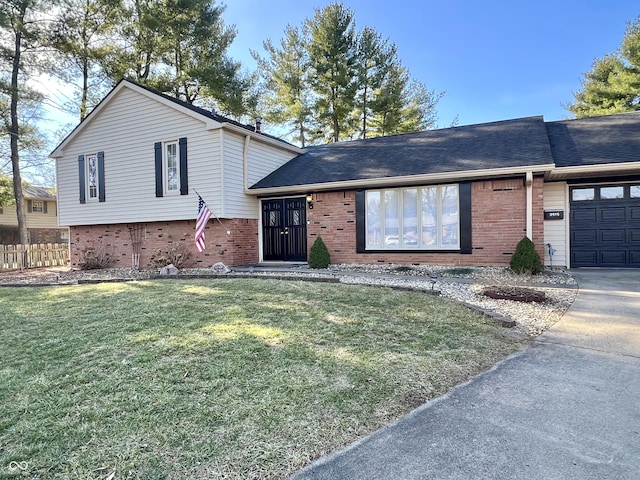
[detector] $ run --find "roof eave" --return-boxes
[546,162,640,180]
[249,164,556,195]
[220,123,305,154]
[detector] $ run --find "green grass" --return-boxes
[0,279,528,479]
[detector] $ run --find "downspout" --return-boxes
[243,134,251,193]
[526,171,533,240]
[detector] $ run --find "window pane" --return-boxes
[166,143,178,191]
[32,200,44,213]
[384,190,399,247]
[366,191,382,248]
[442,186,459,246]
[87,155,98,198]
[572,188,594,201]
[600,186,623,199]
[402,189,418,246]
[631,186,640,198]
[421,187,437,246]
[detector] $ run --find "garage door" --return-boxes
[570,184,640,267]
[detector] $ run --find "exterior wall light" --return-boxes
[306,194,314,209]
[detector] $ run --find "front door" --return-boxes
[262,197,307,262]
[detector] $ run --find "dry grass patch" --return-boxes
[0,279,528,479]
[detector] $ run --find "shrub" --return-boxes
[150,242,192,269]
[308,236,330,269]
[509,236,543,275]
[78,242,115,270]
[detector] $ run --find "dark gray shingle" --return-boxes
[251,116,554,189]
[546,111,640,167]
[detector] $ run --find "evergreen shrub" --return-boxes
[509,236,543,275]
[308,236,331,269]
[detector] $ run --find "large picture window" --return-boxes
[366,184,459,250]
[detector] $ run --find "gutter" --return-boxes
[546,161,640,179]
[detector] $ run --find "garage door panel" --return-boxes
[572,250,597,265]
[599,207,625,222]
[630,251,640,266]
[630,207,640,220]
[600,229,626,243]
[572,209,596,222]
[630,229,640,242]
[600,251,627,265]
[571,229,597,243]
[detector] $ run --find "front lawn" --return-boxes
[0,279,527,479]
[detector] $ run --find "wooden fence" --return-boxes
[0,243,69,271]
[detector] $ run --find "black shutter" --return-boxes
[97,151,106,202]
[44,201,48,214]
[355,190,366,253]
[27,200,32,213]
[78,155,86,203]
[179,137,188,195]
[154,142,163,197]
[459,182,472,254]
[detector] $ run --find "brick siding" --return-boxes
[307,177,545,266]
[69,218,258,270]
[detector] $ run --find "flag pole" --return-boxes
[193,189,230,234]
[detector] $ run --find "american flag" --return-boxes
[195,195,212,252]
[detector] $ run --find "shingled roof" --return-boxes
[546,111,640,167]
[250,116,555,190]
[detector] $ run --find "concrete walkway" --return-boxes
[292,269,640,480]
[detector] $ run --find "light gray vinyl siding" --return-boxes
[222,133,298,219]
[543,181,568,267]
[56,87,224,226]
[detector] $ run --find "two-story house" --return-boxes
[50,79,640,269]
[0,186,69,245]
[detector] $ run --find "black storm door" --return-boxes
[262,198,307,262]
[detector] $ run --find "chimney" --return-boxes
[255,117,262,133]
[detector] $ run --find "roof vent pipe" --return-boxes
[255,118,262,133]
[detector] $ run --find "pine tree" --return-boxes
[252,25,315,146]
[568,18,640,117]
[306,3,357,143]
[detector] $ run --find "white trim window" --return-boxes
[365,184,460,250]
[86,153,99,201]
[31,200,44,213]
[164,141,179,194]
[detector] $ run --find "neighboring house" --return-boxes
[0,186,69,245]
[50,79,640,269]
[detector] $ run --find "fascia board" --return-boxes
[546,162,640,179]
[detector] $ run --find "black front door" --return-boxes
[262,198,307,262]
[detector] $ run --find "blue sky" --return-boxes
[223,0,639,127]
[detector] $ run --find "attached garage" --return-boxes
[569,183,640,267]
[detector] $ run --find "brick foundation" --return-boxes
[69,218,258,270]
[306,177,545,267]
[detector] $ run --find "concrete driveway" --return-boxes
[292,269,640,480]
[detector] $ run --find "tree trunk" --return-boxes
[10,15,29,245]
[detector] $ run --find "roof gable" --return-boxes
[50,79,299,158]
